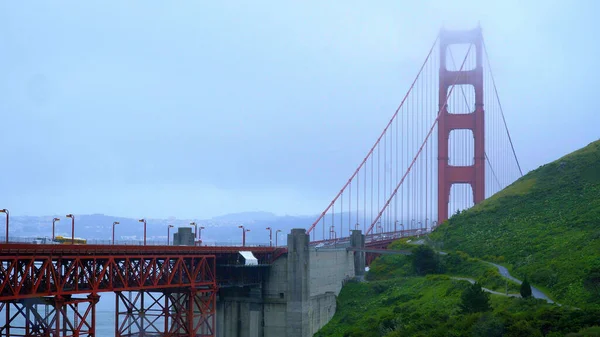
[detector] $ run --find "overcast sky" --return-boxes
[1,1,598,219]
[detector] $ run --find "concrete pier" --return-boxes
[213,228,365,337]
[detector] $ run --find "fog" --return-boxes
[1,1,598,218]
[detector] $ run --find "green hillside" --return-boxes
[430,139,600,307]
[317,239,600,336]
[316,276,600,337]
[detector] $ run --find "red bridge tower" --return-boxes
[437,27,485,224]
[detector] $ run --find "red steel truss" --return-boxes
[0,254,216,301]
[0,295,98,337]
[115,289,216,337]
[0,247,217,336]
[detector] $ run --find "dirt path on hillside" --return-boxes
[484,262,555,304]
[450,277,521,298]
[406,239,557,304]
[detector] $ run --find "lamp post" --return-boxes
[112,221,119,245]
[167,225,174,246]
[198,226,205,246]
[0,209,8,244]
[52,217,60,241]
[377,221,382,234]
[275,229,282,247]
[329,225,335,240]
[238,225,250,247]
[138,219,147,246]
[190,222,197,245]
[266,227,272,247]
[66,214,74,244]
[394,220,399,233]
[411,219,416,229]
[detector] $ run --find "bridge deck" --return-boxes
[0,243,285,256]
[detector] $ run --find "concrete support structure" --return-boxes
[173,227,195,246]
[286,229,310,337]
[213,228,365,337]
[351,230,366,279]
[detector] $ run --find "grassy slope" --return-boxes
[368,239,521,293]
[316,276,600,337]
[429,139,600,306]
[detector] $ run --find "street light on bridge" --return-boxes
[190,222,197,245]
[0,209,8,244]
[275,229,282,247]
[52,217,60,241]
[198,226,205,246]
[167,225,174,246]
[138,218,147,246]
[238,225,250,247]
[66,214,75,245]
[112,221,119,245]
[266,227,272,247]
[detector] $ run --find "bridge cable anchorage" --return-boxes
[306,34,440,237]
[483,38,523,177]
[365,43,474,236]
[448,49,502,192]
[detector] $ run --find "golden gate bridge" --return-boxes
[0,26,522,336]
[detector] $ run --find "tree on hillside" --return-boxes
[412,245,440,275]
[520,278,533,298]
[460,282,491,314]
[583,266,600,299]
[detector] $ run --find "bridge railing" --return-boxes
[0,236,282,247]
[310,227,433,247]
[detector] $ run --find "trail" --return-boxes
[450,277,520,298]
[406,239,557,304]
[485,261,555,304]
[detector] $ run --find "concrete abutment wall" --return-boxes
[214,228,365,337]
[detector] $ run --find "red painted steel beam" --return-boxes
[0,254,217,301]
[437,26,485,224]
[0,243,283,256]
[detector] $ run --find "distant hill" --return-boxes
[430,139,600,307]
[211,211,278,222]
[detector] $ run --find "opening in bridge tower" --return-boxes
[437,26,485,224]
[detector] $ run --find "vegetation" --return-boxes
[520,278,533,299]
[412,245,441,275]
[459,282,491,314]
[368,239,520,293]
[317,140,600,336]
[430,139,600,306]
[316,277,600,337]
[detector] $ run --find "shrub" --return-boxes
[459,282,491,314]
[520,278,533,298]
[412,245,441,276]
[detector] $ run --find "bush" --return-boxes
[412,245,441,276]
[521,278,533,298]
[459,282,491,314]
[471,313,504,337]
